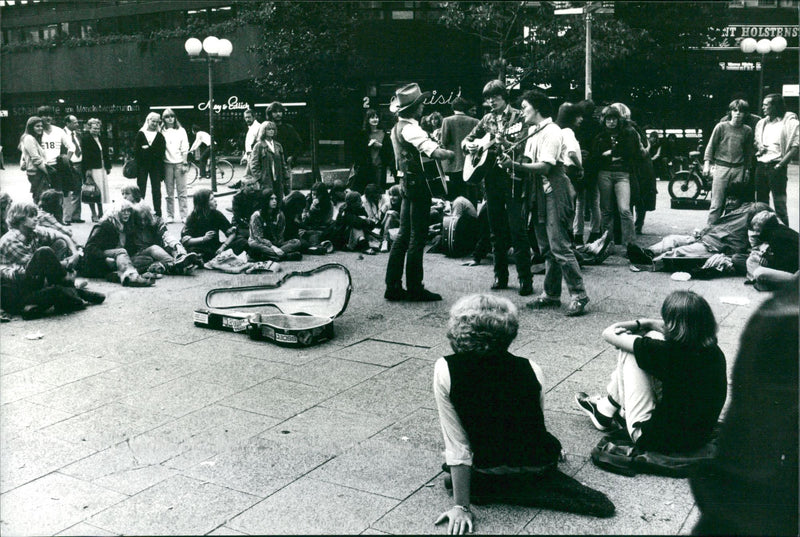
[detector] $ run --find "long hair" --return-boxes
[6,201,38,230]
[447,294,519,354]
[556,102,581,129]
[260,187,279,221]
[661,290,717,349]
[102,200,134,233]
[19,116,44,148]
[283,190,307,221]
[258,121,277,141]
[310,181,331,205]
[161,108,183,130]
[39,189,64,221]
[363,109,380,131]
[192,188,214,219]
[140,112,161,132]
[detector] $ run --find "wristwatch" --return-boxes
[454,505,471,513]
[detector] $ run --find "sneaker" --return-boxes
[384,285,407,301]
[406,287,442,302]
[526,296,561,310]
[575,392,615,431]
[320,240,335,254]
[147,262,168,275]
[566,296,589,317]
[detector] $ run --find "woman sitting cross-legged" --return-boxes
[82,201,154,287]
[330,191,378,254]
[576,290,726,455]
[248,188,302,262]
[127,200,201,277]
[434,294,614,534]
[181,188,240,262]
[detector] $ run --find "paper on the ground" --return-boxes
[719,296,750,306]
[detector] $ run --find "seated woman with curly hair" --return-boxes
[433,294,613,534]
[83,201,154,287]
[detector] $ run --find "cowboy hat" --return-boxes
[389,83,431,114]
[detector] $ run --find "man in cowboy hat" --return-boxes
[385,83,455,302]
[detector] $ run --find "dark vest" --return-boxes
[444,351,562,469]
[391,119,425,177]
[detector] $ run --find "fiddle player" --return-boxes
[498,89,589,317]
[462,80,533,296]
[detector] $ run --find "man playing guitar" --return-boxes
[462,80,533,296]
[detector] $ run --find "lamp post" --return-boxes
[740,36,787,111]
[185,36,233,192]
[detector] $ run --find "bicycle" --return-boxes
[186,154,235,186]
[667,151,712,200]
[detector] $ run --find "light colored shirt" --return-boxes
[524,118,562,167]
[433,356,545,467]
[64,127,82,163]
[245,121,262,155]
[162,127,189,164]
[142,129,158,145]
[399,118,439,157]
[41,125,74,165]
[189,130,211,152]
[759,119,783,163]
[560,126,582,167]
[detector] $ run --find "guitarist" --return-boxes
[462,80,533,296]
[385,83,455,302]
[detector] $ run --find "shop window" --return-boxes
[81,21,97,38]
[28,28,40,43]
[42,24,58,41]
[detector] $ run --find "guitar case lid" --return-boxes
[204,263,352,320]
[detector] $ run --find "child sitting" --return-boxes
[576,290,726,454]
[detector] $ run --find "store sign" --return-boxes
[10,103,141,116]
[197,95,250,114]
[708,25,799,48]
[369,87,463,109]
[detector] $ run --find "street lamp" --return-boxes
[740,36,787,111]
[185,36,233,192]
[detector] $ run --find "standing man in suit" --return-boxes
[63,115,85,224]
[440,97,479,204]
[462,81,533,297]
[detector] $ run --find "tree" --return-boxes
[438,2,530,83]
[248,2,364,182]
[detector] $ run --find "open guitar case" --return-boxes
[193,263,352,347]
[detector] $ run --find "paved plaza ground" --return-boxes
[0,164,797,535]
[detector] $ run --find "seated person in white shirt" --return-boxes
[433,294,613,534]
[190,124,211,178]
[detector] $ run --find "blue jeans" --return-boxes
[708,164,743,225]
[484,169,532,284]
[598,170,634,249]
[385,178,431,292]
[533,191,587,301]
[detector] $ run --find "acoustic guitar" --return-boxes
[463,122,524,184]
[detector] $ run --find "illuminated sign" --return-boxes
[198,95,250,114]
[707,24,799,49]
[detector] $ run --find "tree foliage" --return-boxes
[248,2,363,103]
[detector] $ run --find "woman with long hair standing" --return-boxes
[134,112,166,217]
[19,116,50,203]
[161,108,190,223]
[249,121,288,199]
[349,108,394,193]
[81,118,112,222]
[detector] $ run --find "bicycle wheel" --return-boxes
[668,171,702,199]
[215,159,235,185]
[186,162,199,185]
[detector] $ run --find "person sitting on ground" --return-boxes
[576,290,726,456]
[378,184,402,252]
[362,183,382,232]
[248,188,302,262]
[434,294,614,534]
[331,191,378,254]
[626,199,769,271]
[229,175,264,255]
[281,190,307,243]
[329,180,347,219]
[0,192,12,236]
[0,201,103,318]
[181,188,240,262]
[83,201,154,287]
[298,181,335,253]
[127,199,200,277]
[36,189,82,257]
[745,207,799,292]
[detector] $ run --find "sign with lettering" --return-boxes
[198,95,250,114]
[707,25,799,49]
[10,103,141,116]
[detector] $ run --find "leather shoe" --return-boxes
[406,287,442,302]
[491,278,508,290]
[519,281,533,296]
[76,288,106,305]
[384,285,406,301]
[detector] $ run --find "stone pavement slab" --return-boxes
[228,477,399,535]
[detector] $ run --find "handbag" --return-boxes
[122,159,138,179]
[81,181,101,203]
